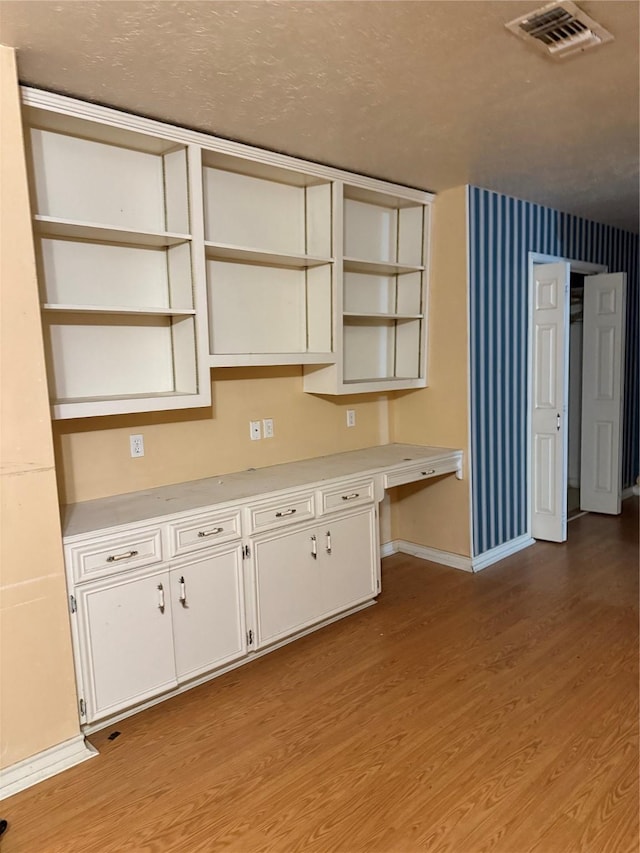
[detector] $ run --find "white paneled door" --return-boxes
[531,262,570,542]
[580,273,627,514]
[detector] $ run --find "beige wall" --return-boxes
[55,372,389,504]
[389,186,471,557]
[0,46,80,769]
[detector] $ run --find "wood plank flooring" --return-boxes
[2,501,638,852]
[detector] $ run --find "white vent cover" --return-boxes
[505,1,614,59]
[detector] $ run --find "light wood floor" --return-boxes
[3,501,638,853]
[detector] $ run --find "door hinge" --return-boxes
[69,595,77,614]
[79,698,86,718]
[247,629,254,646]
[377,579,381,592]
[242,544,251,559]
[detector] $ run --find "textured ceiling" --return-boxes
[1,0,638,231]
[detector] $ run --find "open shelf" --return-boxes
[42,304,196,317]
[204,242,332,270]
[343,257,424,276]
[34,216,191,248]
[342,312,423,320]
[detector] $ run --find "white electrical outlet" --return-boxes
[129,434,144,457]
[263,418,274,439]
[346,410,356,428]
[249,420,262,441]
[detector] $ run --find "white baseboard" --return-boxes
[380,541,398,558]
[381,534,536,574]
[0,734,97,800]
[623,486,637,500]
[633,484,640,497]
[471,534,536,572]
[381,539,473,572]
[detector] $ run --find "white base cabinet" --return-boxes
[253,508,377,647]
[75,570,177,722]
[63,445,463,730]
[170,547,246,682]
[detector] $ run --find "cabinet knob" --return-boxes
[311,535,317,559]
[421,469,436,476]
[179,576,187,607]
[157,583,165,614]
[341,493,360,501]
[326,531,332,554]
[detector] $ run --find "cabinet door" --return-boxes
[170,546,246,682]
[253,522,323,647]
[76,571,177,722]
[319,507,378,617]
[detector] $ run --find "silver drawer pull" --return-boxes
[106,549,139,563]
[326,531,332,554]
[275,508,297,518]
[311,534,317,559]
[421,469,436,476]
[157,583,165,614]
[341,493,360,501]
[197,527,224,538]
[179,576,187,607]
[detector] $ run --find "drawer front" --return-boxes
[383,458,459,490]
[319,478,375,515]
[248,491,315,534]
[67,527,163,583]
[168,509,242,557]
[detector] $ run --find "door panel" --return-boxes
[77,571,177,722]
[170,546,246,682]
[531,262,570,541]
[580,273,626,514]
[320,508,377,617]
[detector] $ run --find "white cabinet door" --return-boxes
[253,522,322,647]
[319,508,377,617]
[76,571,177,722]
[170,546,246,682]
[253,509,378,648]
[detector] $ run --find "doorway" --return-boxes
[528,255,626,543]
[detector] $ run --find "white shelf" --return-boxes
[43,304,196,317]
[343,257,424,276]
[204,242,332,270]
[34,216,191,248]
[210,353,335,368]
[343,312,423,321]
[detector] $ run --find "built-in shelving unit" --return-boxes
[201,151,335,366]
[24,100,210,420]
[303,184,430,394]
[22,88,434,415]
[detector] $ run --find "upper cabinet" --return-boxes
[201,152,335,366]
[303,184,430,395]
[23,97,210,420]
[22,89,433,418]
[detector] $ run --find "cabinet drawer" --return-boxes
[383,458,459,490]
[67,527,163,583]
[248,491,315,533]
[168,509,242,557]
[318,478,375,514]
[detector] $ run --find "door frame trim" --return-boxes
[526,253,607,540]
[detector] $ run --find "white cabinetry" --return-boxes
[24,98,210,419]
[75,570,177,721]
[202,153,334,367]
[23,88,434,411]
[64,444,460,730]
[170,547,246,682]
[303,184,430,394]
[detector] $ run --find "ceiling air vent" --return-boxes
[505,1,614,59]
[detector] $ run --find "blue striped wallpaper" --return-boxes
[468,186,639,557]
